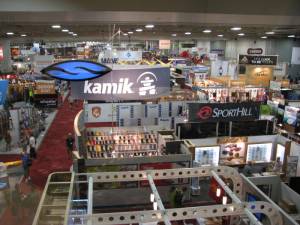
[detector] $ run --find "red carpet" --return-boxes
[30,98,82,188]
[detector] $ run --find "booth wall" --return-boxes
[281,182,300,212]
[0,39,12,73]
[290,141,300,176]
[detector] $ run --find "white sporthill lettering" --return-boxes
[212,107,253,118]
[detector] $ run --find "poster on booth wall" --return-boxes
[245,67,273,87]
[159,40,171,50]
[35,80,56,95]
[71,66,170,101]
[283,106,300,127]
[145,104,159,118]
[85,103,118,123]
[211,60,229,77]
[0,80,9,105]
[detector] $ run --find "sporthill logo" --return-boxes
[41,60,111,81]
[197,106,213,119]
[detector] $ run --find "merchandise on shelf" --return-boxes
[85,130,159,159]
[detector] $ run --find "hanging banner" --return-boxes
[188,102,260,122]
[247,48,263,55]
[0,45,3,61]
[71,66,170,101]
[291,47,300,65]
[238,55,277,66]
[0,80,9,105]
[159,40,171,50]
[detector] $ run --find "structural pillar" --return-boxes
[0,39,12,73]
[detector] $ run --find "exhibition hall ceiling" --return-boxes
[0,0,300,41]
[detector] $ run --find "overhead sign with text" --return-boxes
[71,66,170,101]
[188,102,260,122]
[238,55,277,66]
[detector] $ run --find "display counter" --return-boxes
[186,135,291,170]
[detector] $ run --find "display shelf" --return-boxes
[85,130,160,159]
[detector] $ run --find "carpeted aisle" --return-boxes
[30,98,82,188]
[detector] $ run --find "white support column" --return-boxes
[211,170,262,225]
[87,176,93,225]
[147,173,172,225]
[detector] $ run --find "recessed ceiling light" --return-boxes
[185,32,191,35]
[136,28,143,32]
[265,31,275,35]
[20,34,27,37]
[62,29,69,32]
[123,33,128,36]
[217,34,223,37]
[261,36,267,39]
[238,33,245,36]
[172,34,177,37]
[203,29,212,33]
[231,27,242,31]
[6,32,14,35]
[51,25,61,29]
[128,31,134,34]
[145,24,154,29]
[288,35,295,38]
[68,32,74,34]
[73,33,78,36]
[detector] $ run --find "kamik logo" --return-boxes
[41,60,111,81]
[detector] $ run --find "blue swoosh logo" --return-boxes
[41,60,112,81]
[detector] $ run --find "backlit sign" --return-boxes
[41,60,111,81]
[188,103,260,122]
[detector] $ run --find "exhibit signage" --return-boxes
[0,46,3,61]
[283,106,300,127]
[247,48,263,55]
[238,55,277,66]
[71,66,170,101]
[0,80,9,105]
[35,80,56,94]
[269,81,281,91]
[188,103,260,122]
[159,40,171,50]
[41,60,111,81]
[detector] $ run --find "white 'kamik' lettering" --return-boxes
[84,78,134,95]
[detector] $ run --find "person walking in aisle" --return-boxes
[4,131,12,151]
[21,148,32,182]
[29,133,37,159]
[66,133,74,159]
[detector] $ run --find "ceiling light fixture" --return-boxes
[217,34,223,37]
[73,33,78,36]
[172,34,177,37]
[288,35,295,38]
[68,32,74,34]
[62,29,69,32]
[203,29,212,33]
[238,33,245,36]
[185,32,191,35]
[51,25,61,29]
[20,34,27,37]
[6,32,14,35]
[123,33,128,36]
[136,28,143,32]
[128,31,134,34]
[265,31,275,35]
[145,24,154,29]
[231,27,242,31]
[261,36,267,39]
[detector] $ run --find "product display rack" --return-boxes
[85,131,159,159]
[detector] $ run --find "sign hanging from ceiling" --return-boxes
[0,46,3,61]
[238,55,277,66]
[159,40,171,50]
[188,102,260,122]
[71,66,170,101]
[247,48,263,55]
